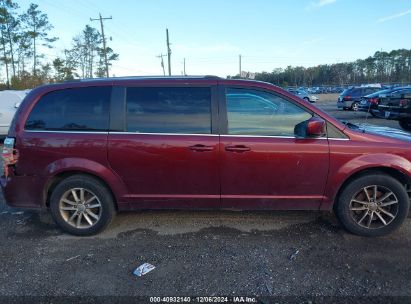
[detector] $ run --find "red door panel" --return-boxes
[108,134,220,209]
[220,136,329,210]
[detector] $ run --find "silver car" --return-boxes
[287,88,319,103]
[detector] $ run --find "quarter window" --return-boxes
[25,86,111,131]
[126,87,211,134]
[226,88,312,136]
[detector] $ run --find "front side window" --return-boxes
[226,88,312,136]
[126,87,211,134]
[25,86,111,131]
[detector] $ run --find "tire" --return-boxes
[303,97,311,103]
[351,102,359,111]
[399,119,411,131]
[336,174,409,237]
[50,174,116,236]
[370,110,384,118]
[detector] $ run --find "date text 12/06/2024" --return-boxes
[149,296,258,303]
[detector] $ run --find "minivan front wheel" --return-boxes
[336,174,409,237]
[50,175,115,236]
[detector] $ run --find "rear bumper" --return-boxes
[358,103,377,112]
[378,106,411,120]
[337,101,352,108]
[1,173,43,209]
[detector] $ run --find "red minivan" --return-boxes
[2,77,410,236]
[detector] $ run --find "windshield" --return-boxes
[364,89,392,98]
[340,88,351,96]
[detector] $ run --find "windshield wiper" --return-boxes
[342,121,365,133]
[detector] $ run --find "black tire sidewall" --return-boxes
[50,175,115,236]
[399,119,411,131]
[336,174,410,237]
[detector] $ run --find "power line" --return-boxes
[90,13,112,77]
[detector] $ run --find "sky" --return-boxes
[16,0,411,77]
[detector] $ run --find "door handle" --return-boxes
[225,145,251,153]
[188,144,214,152]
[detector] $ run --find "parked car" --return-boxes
[377,87,411,130]
[337,87,381,111]
[287,88,319,103]
[357,88,409,117]
[0,90,29,137]
[2,76,411,237]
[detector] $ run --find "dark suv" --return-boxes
[377,87,411,130]
[357,88,411,117]
[2,77,411,236]
[337,87,381,111]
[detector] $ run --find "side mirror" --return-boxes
[294,117,326,138]
[307,117,326,137]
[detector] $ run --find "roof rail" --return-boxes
[64,75,221,83]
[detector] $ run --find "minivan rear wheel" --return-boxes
[336,174,409,237]
[50,175,115,236]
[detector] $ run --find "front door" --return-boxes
[108,85,220,209]
[219,87,329,210]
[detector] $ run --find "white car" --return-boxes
[0,90,30,137]
[287,88,319,103]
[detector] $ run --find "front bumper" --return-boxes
[358,103,378,112]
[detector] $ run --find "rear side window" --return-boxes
[126,87,211,134]
[25,86,111,131]
[351,88,362,96]
[364,88,378,95]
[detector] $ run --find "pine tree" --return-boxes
[20,3,57,75]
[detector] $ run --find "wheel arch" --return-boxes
[43,171,120,210]
[332,166,411,212]
[40,158,128,209]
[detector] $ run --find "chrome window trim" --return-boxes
[221,134,328,140]
[328,137,350,141]
[109,131,218,136]
[23,130,350,140]
[24,130,109,134]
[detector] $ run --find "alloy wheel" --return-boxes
[349,185,399,229]
[59,188,102,229]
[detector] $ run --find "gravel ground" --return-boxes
[0,98,410,302]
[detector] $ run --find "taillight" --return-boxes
[343,95,351,101]
[2,137,18,177]
[400,99,409,107]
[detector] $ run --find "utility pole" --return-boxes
[91,13,112,77]
[239,54,242,78]
[183,58,186,76]
[166,28,172,76]
[156,54,166,76]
